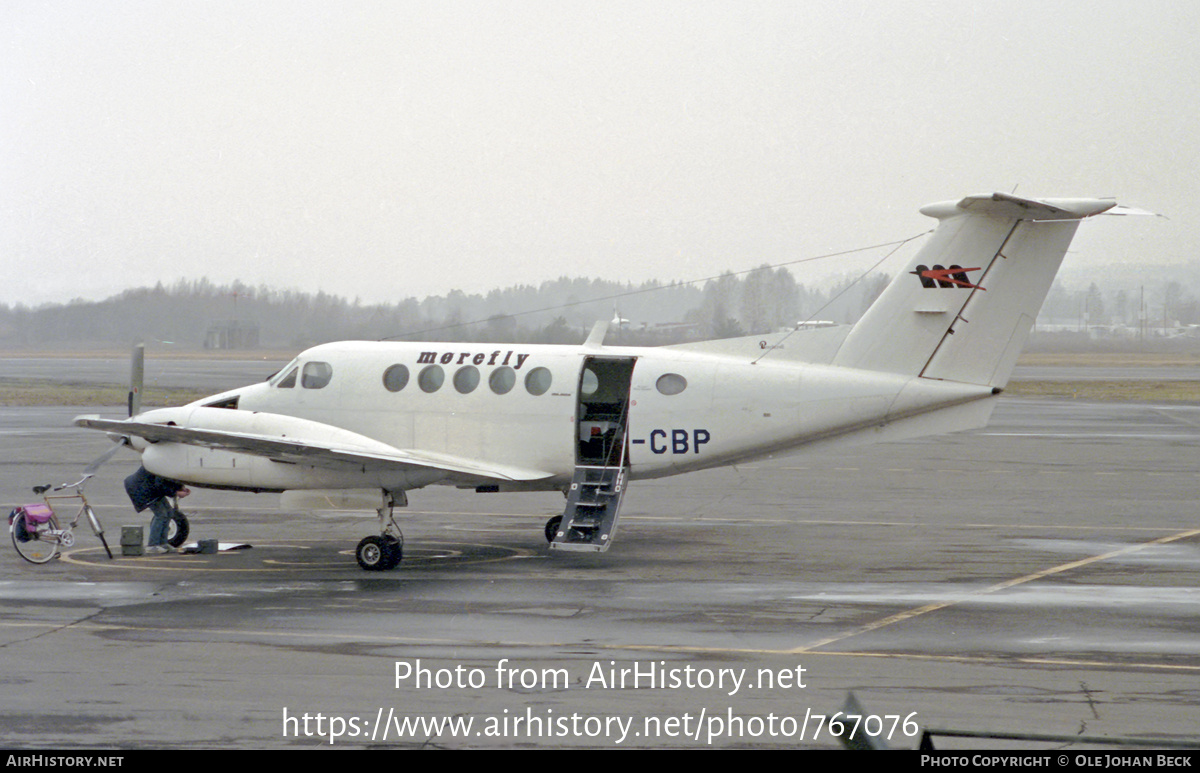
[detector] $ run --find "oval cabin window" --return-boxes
[524,367,553,396]
[382,364,409,392]
[656,373,687,395]
[489,366,516,394]
[418,365,444,393]
[454,366,480,394]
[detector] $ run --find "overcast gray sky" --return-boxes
[4,1,1196,309]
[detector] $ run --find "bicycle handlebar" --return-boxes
[32,474,93,495]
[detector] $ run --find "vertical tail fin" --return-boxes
[832,193,1117,387]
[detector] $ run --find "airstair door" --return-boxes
[549,356,636,552]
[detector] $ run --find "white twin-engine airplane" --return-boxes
[77,193,1131,570]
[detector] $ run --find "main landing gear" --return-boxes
[356,534,402,571]
[544,515,563,543]
[356,491,406,571]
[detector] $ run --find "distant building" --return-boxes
[204,320,259,349]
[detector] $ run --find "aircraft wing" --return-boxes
[74,414,554,484]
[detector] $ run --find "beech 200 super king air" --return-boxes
[76,193,1134,570]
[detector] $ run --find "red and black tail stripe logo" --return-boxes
[911,264,984,290]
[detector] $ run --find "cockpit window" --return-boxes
[270,358,299,388]
[301,361,333,389]
[274,366,297,389]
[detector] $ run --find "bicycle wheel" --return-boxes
[10,510,61,564]
[84,506,113,560]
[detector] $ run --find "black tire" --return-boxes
[356,536,388,571]
[167,509,189,549]
[544,515,563,543]
[380,535,402,570]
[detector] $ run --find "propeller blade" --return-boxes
[128,340,144,418]
[82,441,125,475]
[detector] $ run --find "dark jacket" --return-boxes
[124,466,185,512]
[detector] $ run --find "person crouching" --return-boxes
[124,466,190,554]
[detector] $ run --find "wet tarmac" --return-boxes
[2,395,1199,749]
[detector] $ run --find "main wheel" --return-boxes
[10,510,61,564]
[544,515,563,543]
[380,535,403,570]
[356,535,402,571]
[166,509,190,549]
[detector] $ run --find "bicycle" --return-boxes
[9,474,113,564]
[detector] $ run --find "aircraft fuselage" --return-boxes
[132,337,996,494]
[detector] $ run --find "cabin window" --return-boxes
[382,364,409,392]
[274,366,298,389]
[489,366,515,395]
[656,373,687,396]
[524,366,552,396]
[580,368,599,396]
[301,361,333,389]
[418,365,444,393]
[453,365,480,394]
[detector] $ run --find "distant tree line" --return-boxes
[1041,279,1200,333]
[0,268,894,350]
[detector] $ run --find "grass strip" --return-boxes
[0,379,212,408]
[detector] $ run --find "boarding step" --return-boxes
[549,465,626,553]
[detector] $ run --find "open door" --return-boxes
[550,356,637,552]
[575,356,636,466]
